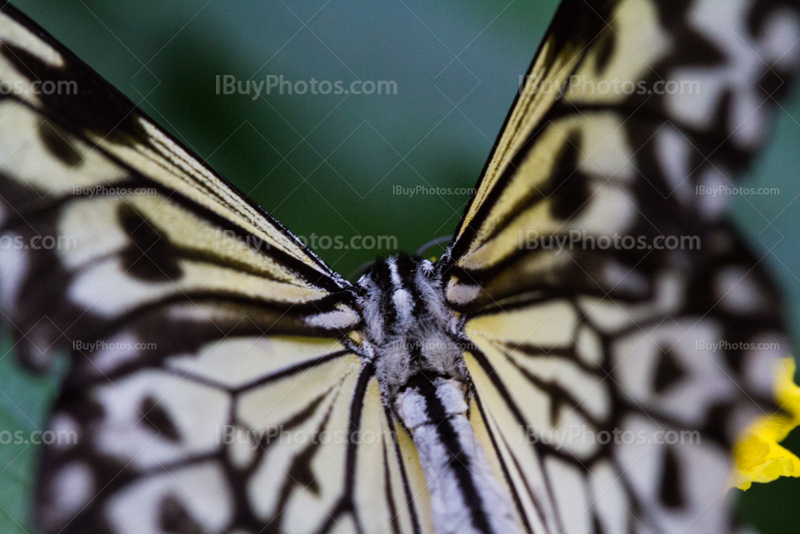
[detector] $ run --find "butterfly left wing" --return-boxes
[440,0,800,533]
[0,4,356,372]
[0,5,433,534]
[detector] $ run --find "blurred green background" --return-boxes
[1,0,799,532]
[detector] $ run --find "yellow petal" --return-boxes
[733,357,800,490]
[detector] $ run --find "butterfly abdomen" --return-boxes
[394,374,520,534]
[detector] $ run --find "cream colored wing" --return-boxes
[438,0,800,533]
[443,0,800,302]
[0,5,358,373]
[39,341,435,534]
[0,5,428,534]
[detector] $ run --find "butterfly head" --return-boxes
[355,253,468,402]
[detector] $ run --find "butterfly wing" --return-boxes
[441,0,799,533]
[0,5,431,534]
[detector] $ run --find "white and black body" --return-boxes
[357,255,519,534]
[0,1,798,534]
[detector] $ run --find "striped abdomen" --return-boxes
[394,374,520,534]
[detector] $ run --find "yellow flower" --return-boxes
[733,357,800,490]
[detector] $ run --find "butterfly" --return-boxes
[0,0,798,533]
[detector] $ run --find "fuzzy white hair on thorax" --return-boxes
[355,255,468,402]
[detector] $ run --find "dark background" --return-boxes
[0,1,799,532]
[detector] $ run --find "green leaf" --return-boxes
[0,331,64,534]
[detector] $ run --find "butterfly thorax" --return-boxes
[355,254,468,400]
[356,254,520,534]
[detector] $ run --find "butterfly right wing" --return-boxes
[438,0,800,533]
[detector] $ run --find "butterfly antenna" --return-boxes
[347,260,377,283]
[416,235,452,259]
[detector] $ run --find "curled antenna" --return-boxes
[347,260,377,283]
[347,235,453,283]
[416,235,452,258]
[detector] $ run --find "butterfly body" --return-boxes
[357,255,520,534]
